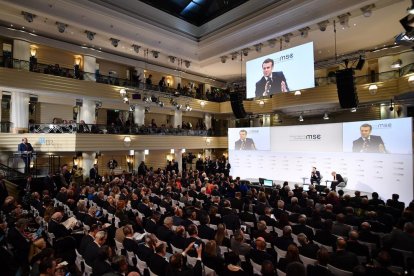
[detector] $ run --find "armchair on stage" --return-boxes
[337,177,348,189]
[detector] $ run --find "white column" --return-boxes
[174,149,183,173]
[134,105,145,126]
[13,40,30,70]
[204,149,212,159]
[378,56,394,81]
[173,110,182,128]
[80,99,96,124]
[82,152,96,178]
[83,55,96,81]
[11,91,29,133]
[134,150,145,167]
[204,113,212,130]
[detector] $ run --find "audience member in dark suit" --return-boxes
[83,231,107,266]
[292,214,315,241]
[7,218,32,273]
[122,225,140,255]
[259,207,277,227]
[184,224,204,257]
[144,212,161,234]
[383,222,414,252]
[331,213,352,237]
[230,230,251,256]
[314,220,337,249]
[138,197,153,218]
[202,240,225,274]
[221,251,249,275]
[247,237,276,266]
[167,243,203,276]
[297,233,319,259]
[79,224,99,256]
[253,220,276,245]
[310,167,321,185]
[329,237,359,272]
[239,204,257,223]
[307,247,333,276]
[358,222,380,247]
[346,230,369,258]
[148,242,169,276]
[386,194,405,211]
[222,211,241,231]
[157,216,175,244]
[230,192,244,212]
[48,212,71,240]
[277,243,303,272]
[92,245,113,276]
[136,234,157,264]
[198,215,215,241]
[171,226,187,250]
[275,225,295,251]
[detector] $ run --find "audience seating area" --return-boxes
[0,164,413,276]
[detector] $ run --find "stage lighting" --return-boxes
[120,88,127,96]
[351,107,357,112]
[220,56,228,63]
[56,22,67,33]
[283,33,293,43]
[317,20,329,31]
[368,84,378,95]
[95,101,102,109]
[176,104,182,110]
[184,60,191,68]
[294,90,301,96]
[389,99,394,111]
[242,48,250,57]
[259,100,265,107]
[151,50,159,58]
[110,38,120,47]
[22,11,36,23]
[298,114,304,122]
[123,96,129,104]
[391,59,402,69]
[361,4,375,17]
[299,27,310,38]
[323,112,329,120]
[338,13,351,28]
[132,44,141,53]
[85,30,96,41]
[231,52,238,60]
[158,101,164,107]
[168,56,176,63]
[185,104,192,112]
[254,43,263,52]
[145,106,150,113]
[268,39,277,48]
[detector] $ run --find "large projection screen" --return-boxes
[246,42,315,98]
[228,118,413,204]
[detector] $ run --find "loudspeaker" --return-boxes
[336,68,358,108]
[355,57,365,70]
[230,92,247,119]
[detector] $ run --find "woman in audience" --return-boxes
[209,205,222,225]
[93,245,113,276]
[307,246,332,276]
[277,243,303,272]
[215,223,231,248]
[202,240,225,274]
[220,252,248,276]
[230,229,251,256]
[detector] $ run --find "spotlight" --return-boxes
[200,101,206,107]
[323,112,329,120]
[184,60,191,68]
[85,30,96,41]
[132,44,141,53]
[317,20,329,31]
[391,59,402,69]
[123,96,129,104]
[56,22,67,33]
[242,48,250,57]
[283,33,293,43]
[268,39,277,48]
[338,13,351,28]
[168,56,176,63]
[185,104,192,112]
[298,114,304,122]
[254,43,263,52]
[258,100,265,107]
[220,56,228,63]
[231,52,238,60]
[368,84,378,95]
[22,11,36,23]
[176,104,182,110]
[95,101,102,109]
[120,88,127,96]
[145,106,150,113]
[110,38,120,47]
[294,90,301,96]
[129,105,135,112]
[158,101,164,107]
[361,4,375,17]
[299,27,310,38]
[151,50,159,58]
[351,107,357,112]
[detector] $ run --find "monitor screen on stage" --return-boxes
[246,42,315,99]
[228,118,413,204]
[263,179,273,187]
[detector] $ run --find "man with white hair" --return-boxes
[48,212,71,240]
[84,230,107,266]
[156,216,175,243]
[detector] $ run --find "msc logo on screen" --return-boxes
[305,134,321,140]
[275,53,294,63]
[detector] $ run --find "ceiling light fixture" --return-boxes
[368,84,378,95]
[323,112,329,120]
[242,48,250,57]
[299,114,304,122]
[338,13,351,28]
[220,56,227,63]
[120,88,127,96]
[110,38,120,47]
[254,43,263,52]
[85,30,96,41]
[283,33,293,43]
[361,4,375,17]
[132,44,141,53]
[294,90,301,96]
[200,101,206,108]
[56,22,67,33]
[231,52,238,60]
[22,11,36,23]
[184,60,191,68]
[299,27,310,38]
[151,50,159,58]
[351,107,357,112]
[168,56,176,63]
[317,20,329,32]
[259,100,265,107]
[185,103,192,112]
[268,39,277,48]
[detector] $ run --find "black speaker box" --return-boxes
[230,92,247,119]
[336,69,358,108]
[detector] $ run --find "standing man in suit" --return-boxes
[352,123,386,153]
[255,58,289,97]
[89,163,100,183]
[310,167,321,184]
[330,171,344,191]
[235,129,256,150]
[18,138,34,174]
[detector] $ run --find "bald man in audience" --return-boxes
[329,237,359,272]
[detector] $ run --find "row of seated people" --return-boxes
[0,168,413,276]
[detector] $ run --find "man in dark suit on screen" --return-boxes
[255,58,289,97]
[352,123,386,153]
[234,129,256,150]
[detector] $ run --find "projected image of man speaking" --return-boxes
[352,123,386,153]
[235,129,256,150]
[255,58,289,97]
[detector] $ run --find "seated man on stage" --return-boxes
[18,137,34,174]
[330,171,344,191]
[310,167,321,184]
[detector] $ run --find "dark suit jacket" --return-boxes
[156,225,175,243]
[307,264,333,276]
[48,219,71,240]
[248,249,276,266]
[310,171,321,184]
[136,244,154,264]
[7,227,31,264]
[18,142,34,153]
[255,71,289,97]
[234,138,256,150]
[299,242,319,259]
[83,242,100,266]
[93,258,112,276]
[329,250,359,272]
[123,237,140,255]
[148,253,169,276]
[352,135,385,153]
[292,224,314,241]
[79,234,94,256]
[198,224,215,241]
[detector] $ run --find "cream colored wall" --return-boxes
[98,60,129,79]
[40,103,73,123]
[36,45,76,69]
[144,113,170,126]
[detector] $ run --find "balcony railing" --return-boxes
[28,123,213,136]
